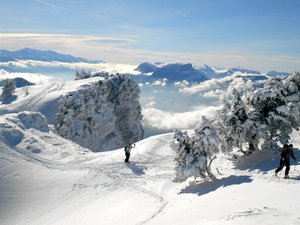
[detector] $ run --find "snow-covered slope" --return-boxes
[0,77,93,121]
[1,112,300,225]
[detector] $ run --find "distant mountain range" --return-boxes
[0,48,290,83]
[0,48,101,63]
[131,62,289,84]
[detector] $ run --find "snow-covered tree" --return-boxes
[1,79,16,101]
[193,116,220,177]
[247,72,300,151]
[171,130,194,182]
[216,88,260,156]
[281,72,300,128]
[217,89,247,151]
[24,86,29,96]
[75,70,112,80]
[75,69,92,80]
[171,72,300,182]
[56,74,143,152]
[171,116,220,182]
[216,73,300,154]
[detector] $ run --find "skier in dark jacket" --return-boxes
[124,143,135,163]
[275,144,297,178]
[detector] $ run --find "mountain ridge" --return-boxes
[0,48,101,63]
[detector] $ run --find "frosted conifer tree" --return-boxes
[248,72,300,151]
[215,72,300,154]
[1,79,16,101]
[75,70,112,80]
[171,117,220,182]
[222,89,245,151]
[215,86,265,156]
[75,69,92,80]
[193,116,220,178]
[171,130,194,182]
[281,72,300,128]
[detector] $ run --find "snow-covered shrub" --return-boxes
[171,116,220,182]
[1,79,16,101]
[75,70,112,80]
[0,112,49,146]
[17,111,49,132]
[56,75,143,152]
[0,124,24,146]
[75,69,92,80]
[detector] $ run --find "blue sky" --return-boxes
[0,0,300,71]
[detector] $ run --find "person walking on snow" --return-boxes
[275,144,297,178]
[124,143,135,163]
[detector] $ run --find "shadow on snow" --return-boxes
[1,95,17,104]
[180,175,252,196]
[233,149,300,173]
[127,163,145,176]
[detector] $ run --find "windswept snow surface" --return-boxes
[1,112,300,225]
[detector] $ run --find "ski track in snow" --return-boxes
[84,136,172,225]
[86,136,173,225]
[18,81,65,111]
[99,162,169,225]
[1,133,173,225]
[0,136,66,169]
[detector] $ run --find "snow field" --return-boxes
[1,120,300,225]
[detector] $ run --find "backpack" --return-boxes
[281,146,290,159]
[125,145,131,153]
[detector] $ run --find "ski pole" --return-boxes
[134,144,142,161]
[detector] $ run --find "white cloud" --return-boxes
[181,74,254,97]
[174,80,190,87]
[34,0,66,12]
[202,89,226,100]
[0,60,140,75]
[0,61,29,68]
[151,78,167,87]
[0,69,54,84]
[180,76,233,94]
[228,77,254,93]
[143,78,168,87]
[142,106,220,131]
[144,101,156,108]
